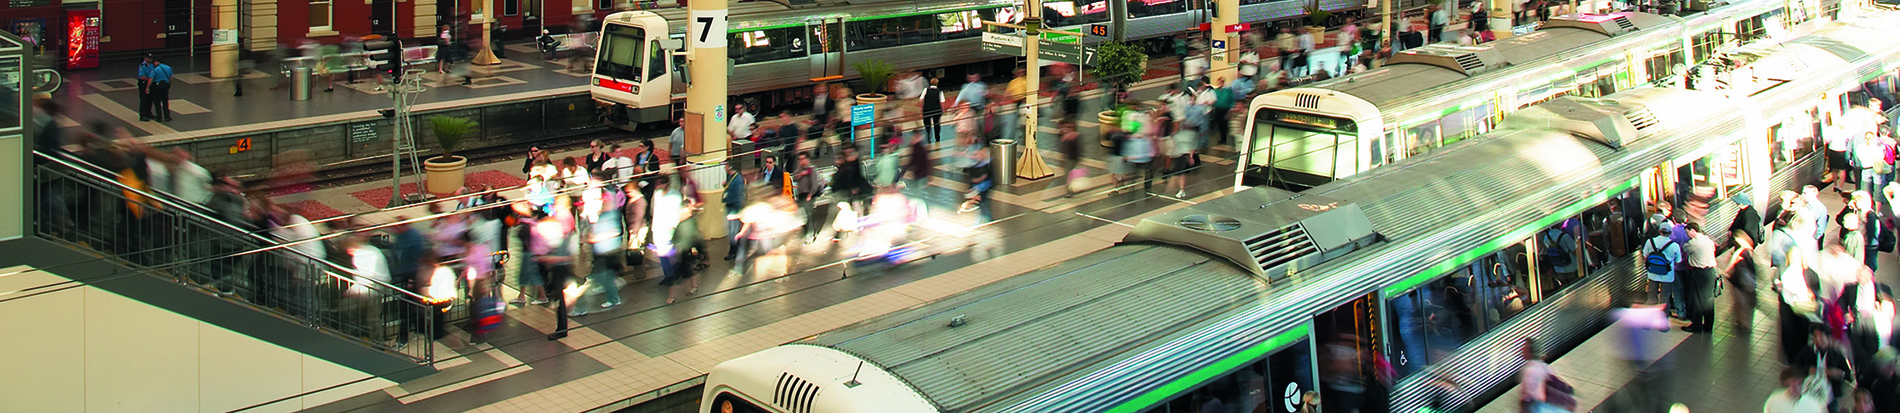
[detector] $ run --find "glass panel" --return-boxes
[1267,125,1339,178]
[1270,339,1317,413]
[1405,122,1439,156]
[1130,0,1187,18]
[1389,273,1487,380]
[1387,288,1431,378]
[647,40,666,80]
[1535,219,1583,297]
[597,25,644,81]
[504,0,519,16]
[0,56,18,131]
[1494,240,1537,322]
[308,1,332,28]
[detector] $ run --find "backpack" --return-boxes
[1539,231,1573,268]
[1643,239,1673,276]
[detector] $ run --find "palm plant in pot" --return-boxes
[424,115,478,194]
[851,59,897,103]
[1087,40,1148,145]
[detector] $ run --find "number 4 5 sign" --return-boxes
[689,9,729,49]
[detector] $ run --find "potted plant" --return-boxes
[1087,41,1148,145]
[423,115,478,194]
[1302,0,1333,33]
[851,59,897,104]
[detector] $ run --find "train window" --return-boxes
[1496,240,1537,321]
[711,393,770,413]
[1129,0,1187,18]
[598,25,646,82]
[1532,218,1584,298]
[503,0,519,16]
[1404,123,1438,157]
[1387,274,1482,379]
[648,40,666,80]
[1767,110,1821,174]
[1140,339,1311,413]
[731,27,807,64]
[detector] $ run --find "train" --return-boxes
[693,9,1899,413]
[587,0,1374,128]
[1235,0,1837,191]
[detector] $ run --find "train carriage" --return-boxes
[1236,0,1836,192]
[590,0,1375,129]
[699,10,1900,413]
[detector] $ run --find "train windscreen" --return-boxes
[598,24,646,82]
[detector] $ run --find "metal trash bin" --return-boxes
[290,66,313,101]
[990,139,1017,186]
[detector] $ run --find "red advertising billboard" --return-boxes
[65,9,99,70]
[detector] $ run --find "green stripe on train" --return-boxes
[1384,176,1640,297]
[1104,324,1311,413]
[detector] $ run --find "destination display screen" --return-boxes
[1264,110,1355,132]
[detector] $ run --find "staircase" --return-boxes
[18,151,438,381]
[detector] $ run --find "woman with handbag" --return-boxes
[1520,337,1577,413]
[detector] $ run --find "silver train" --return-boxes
[590,0,1370,126]
[697,10,1900,413]
[1237,0,1839,191]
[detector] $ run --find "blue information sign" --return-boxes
[851,103,875,126]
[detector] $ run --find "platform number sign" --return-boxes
[689,9,729,49]
[1081,47,1096,65]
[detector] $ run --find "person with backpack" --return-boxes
[1644,225,1685,318]
[1540,224,1580,285]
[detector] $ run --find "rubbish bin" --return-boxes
[290,66,313,101]
[990,139,1016,186]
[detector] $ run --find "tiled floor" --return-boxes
[1478,193,1900,413]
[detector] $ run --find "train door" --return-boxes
[162,0,191,49]
[371,0,394,34]
[524,0,543,35]
[1642,163,1676,220]
[1315,293,1388,413]
[807,18,843,82]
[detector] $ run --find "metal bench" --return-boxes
[402,45,439,69]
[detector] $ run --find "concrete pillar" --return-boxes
[1490,0,1514,40]
[472,0,502,65]
[1378,0,1393,68]
[414,0,439,40]
[573,0,590,17]
[1015,4,1052,180]
[687,0,731,237]
[1208,0,1239,83]
[210,0,239,78]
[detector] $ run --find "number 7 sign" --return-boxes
[688,9,729,49]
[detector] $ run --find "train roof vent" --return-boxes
[774,372,821,413]
[1623,108,1660,131]
[1295,93,1322,110]
[1540,12,1653,36]
[1247,224,1321,270]
[1502,96,1641,149]
[1385,44,1507,76]
[1612,16,1637,31]
[1126,187,1379,282]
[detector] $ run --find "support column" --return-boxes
[687,0,731,238]
[211,0,240,78]
[472,0,502,65]
[1014,6,1053,181]
[1378,0,1393,68]
[1209,0,1239,83]
[1490,0,1514,40]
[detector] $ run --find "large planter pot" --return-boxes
[424,156,468,194]
[1098,110,1119,147]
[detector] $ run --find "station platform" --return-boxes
[48,41,593,141]
[1475,193,1900,413]
[299,135,1246,412]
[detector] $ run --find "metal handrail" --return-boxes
[32,151,435,362]
[35,150,427,300]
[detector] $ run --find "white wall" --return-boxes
[0,266,395,412]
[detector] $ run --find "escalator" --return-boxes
[13,151,439,381]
